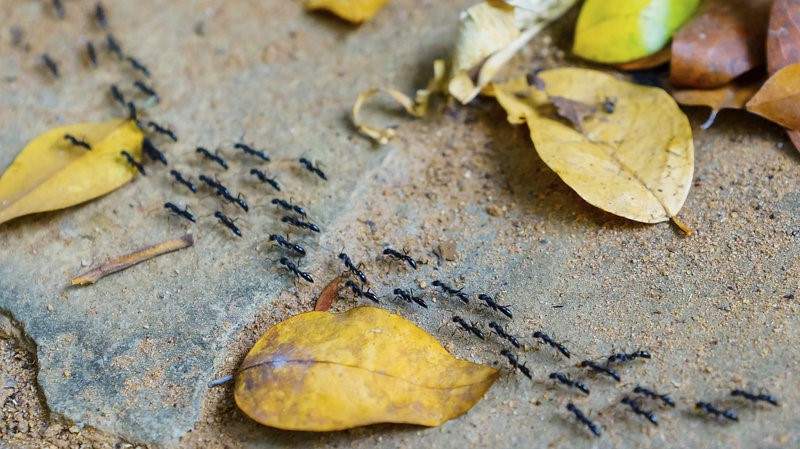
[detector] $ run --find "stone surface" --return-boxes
[1,1,799,448]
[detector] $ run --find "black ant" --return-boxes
[383,248,417,269]
[86,41,97,67]
[213,211,241,237]
[148,121,178,142]
[110,84,125,106]
[196,147,228,169]
[603,97,616,114]
[452,316,483,340]
[478,294,513,319]
[298,157,327,180]
[695,401,738,421]
[281,216,320,233]
[278,257,313,283]
[235,142,270,161]
[220,190,248,213]
[633,385,675,407]
[338,252,367,284]
[488,322,520,348]
[127,102,142,128]
[268,234,306,257]
[64,134,91,150]
[393,288,427,308]
[198,174,228,194]
[271,198,307,217]
[731,389,779,406]
[164,202,196,223]
[133,80,159,102]
[500,349,532,379]
[580,360,621,382]
[126,56,150,78]
[607,350,650,364]
[621,397,658,426]
[142,138,167,165]
[95,3,107,29]
[250,169,281,191]
[549,372,590,395]
[169,170,197,193]
[431,280,469,303]
[106,33,123,59]
[52,0,65,18]
[566,403,601,437]
[345,280,378,302]
[532,331,570,359]
[120,151,145,175]
[42,54,60,78]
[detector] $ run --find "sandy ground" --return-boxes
[1,1,799,448]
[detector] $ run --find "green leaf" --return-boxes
[573,0,700,63]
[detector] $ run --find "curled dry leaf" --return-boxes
[302,0,389,23]
[351,1,575,144]
[573,0,699,64]
[0,119,144,226]
[746,63,800,130]
[448,0,577,104]
[490,68,694,232]
[234,307,499,431]
[671,74,763,129]
[767,0,800,75]
[670,0,771,88]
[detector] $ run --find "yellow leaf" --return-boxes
[491,69,694,232]
[0,119,144,226]
[234,307,499,431]
[573,0,700,63]
[302,0,390,23]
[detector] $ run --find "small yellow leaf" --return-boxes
[302,0,389,23]
[491,69,694,231]
[234,307,499,431]
[0,119,144,226]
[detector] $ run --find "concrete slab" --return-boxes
[1,1,798,448]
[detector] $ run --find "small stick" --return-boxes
[314,276,341,311]
[71,234,194,285]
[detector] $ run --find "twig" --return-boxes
[71,233,194,285]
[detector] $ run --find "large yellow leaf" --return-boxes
[490,69,694,231]
[234,306,499,431]
[573,0,700,63]
[302,0,389,23]
[0,119,144,225]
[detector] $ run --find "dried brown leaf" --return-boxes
[767,0,800,75]
[670,0,771,88]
